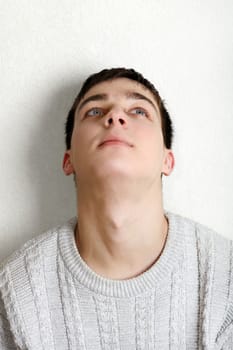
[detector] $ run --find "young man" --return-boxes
[0,68,232,349]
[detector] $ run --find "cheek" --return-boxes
[71,123,90,148]
[136,124,163,148]
[70,127,85,163]
[136,126,165,167]
[70,123,98,164]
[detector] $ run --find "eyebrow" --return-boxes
[77,94,108,112]
[77,91,158,114]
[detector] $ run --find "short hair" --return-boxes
[65,68,174,150]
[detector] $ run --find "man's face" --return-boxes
[63,78,174,186]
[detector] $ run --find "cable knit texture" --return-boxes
[0,212,232,349]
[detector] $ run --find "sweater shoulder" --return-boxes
[170,212,233,346]
[0,218,76,289]
[0,218,76,349]
[168,211,232,246]
[193,216,233,260]
[0,227,57,272]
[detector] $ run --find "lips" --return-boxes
[99,137,133,148]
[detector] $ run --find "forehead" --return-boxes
[80,77,158,103]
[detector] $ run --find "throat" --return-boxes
[75,214,168,280]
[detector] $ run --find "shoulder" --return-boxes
[0,218,76,348]
[1,226,57,274]
[0,217,77,292]
[167,211,233,282]
[168,212,233,347]
[167,211,232,248]
[0,217,76,346]
[168,211,233,280]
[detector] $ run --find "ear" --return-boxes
[62,151,74,176]
[162,149,175,176]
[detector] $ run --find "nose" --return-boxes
[103,108,127,128]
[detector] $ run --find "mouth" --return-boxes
[99,140,130,147]
[99,138,133,148]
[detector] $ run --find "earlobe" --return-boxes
[62,151,74,176]
[162,150,175,176]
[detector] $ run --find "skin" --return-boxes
[63,78,175,280]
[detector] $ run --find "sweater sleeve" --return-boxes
[222,333,233,349]
[0,292,18,350]
[215,240,233,349]
[0,259,27,350]
[215,326,233,349]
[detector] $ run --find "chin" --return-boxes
[93,163,134,178]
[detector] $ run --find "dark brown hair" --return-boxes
[65,68,174,150]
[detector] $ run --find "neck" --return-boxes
[75,181,168,280]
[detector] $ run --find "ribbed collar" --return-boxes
[58,212,185,298]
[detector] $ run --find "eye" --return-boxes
[85,108,104,117]
[130,108,148,117]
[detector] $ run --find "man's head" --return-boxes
[65,68,174,151]
[63,68,175,186]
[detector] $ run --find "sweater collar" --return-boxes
[59,212,185,298]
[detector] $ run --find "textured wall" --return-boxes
[1,0,233,260]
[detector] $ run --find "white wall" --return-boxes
[1,0,233,261]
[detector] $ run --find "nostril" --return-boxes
[105,115,126,127]
[107,117,125,125]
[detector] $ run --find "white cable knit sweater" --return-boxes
[0,212,233,349]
